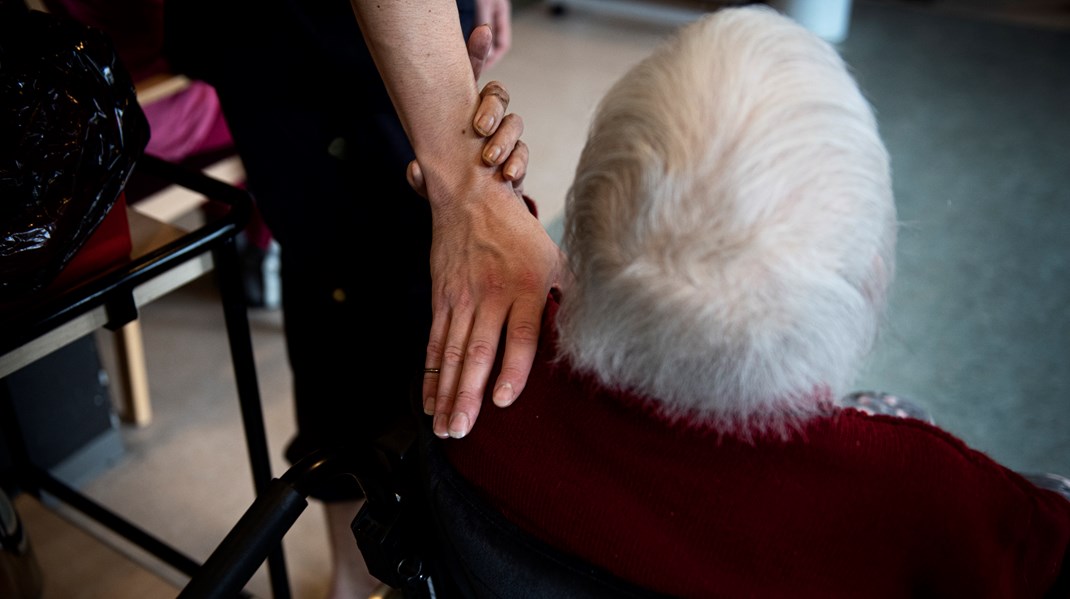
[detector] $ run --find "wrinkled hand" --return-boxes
[424,178,564,439]
[412,24,567,439]
[407,25,527,200]
[407,80,527,200]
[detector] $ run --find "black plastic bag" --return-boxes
[0,5,150,302]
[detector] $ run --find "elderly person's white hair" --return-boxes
[557,5,896,437]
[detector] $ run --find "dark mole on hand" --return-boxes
[462,128,467,135]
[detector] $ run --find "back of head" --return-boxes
[558,5,896,436]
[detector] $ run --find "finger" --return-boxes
[480,80,511,111]
[423,308,453,432]
[421,369,439,415]
[503,140,528,188]
[484,2,512,69]
[406,160,427,198]
[448,308,508,438]
[467,23,493,81]
[483,113,524,167]
[474,80,510,137]
[512,175,525,201]
[491,293,545,409]
[434,310,477,439]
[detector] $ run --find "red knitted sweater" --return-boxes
[444,296,1070,598]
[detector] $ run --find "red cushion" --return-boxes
[48,192,133,291]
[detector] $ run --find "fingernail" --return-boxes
[433,413,449,438]
[484,145,502,163]
[503,164,517,179]
[424,397,434,415]
[448,413,470,439]
[477,114,495,136]
[493,382,514,407]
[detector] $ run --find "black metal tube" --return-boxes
[177,477,307,599]
[179,450,354,598]
[214,237,292,599]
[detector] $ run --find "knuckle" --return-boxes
[485,81,510,105]
[452,289,476,312]
[510,268,544,294]
[465,338,498,365]
[482,271,508,295]
[508,319,541,345]
[424,337,445,360]
[503,113,524,132]
[441,345,466,367]
[453,387,482,410]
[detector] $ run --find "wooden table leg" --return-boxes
[112,321,152,427]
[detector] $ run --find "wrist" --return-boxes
[418,143,502,210]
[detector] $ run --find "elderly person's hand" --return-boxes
[407,25,527,200]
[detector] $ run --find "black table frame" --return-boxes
[0,154,291,599]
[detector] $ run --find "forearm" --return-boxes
[350,2,566,439]
[349,0,491,204]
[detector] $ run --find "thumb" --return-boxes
[467,23,493,80]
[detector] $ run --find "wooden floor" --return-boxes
[14,496,181,598]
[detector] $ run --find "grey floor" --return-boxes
[10,1,1070,598]
[838,0,1070,478]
